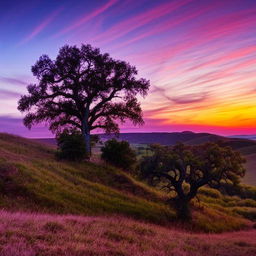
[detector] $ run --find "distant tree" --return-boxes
[56,129,86,161]
[101,139,137,171]
[140,142,246,220]
[18,44,150,158]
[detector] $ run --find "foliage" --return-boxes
[140,142,246,220]
[101,139,137,171]
[56,129,87,161]
[17,44,150,155]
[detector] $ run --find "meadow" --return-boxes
[0,210,255,256]
[0,133,256,254]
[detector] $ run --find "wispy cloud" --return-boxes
[112,0,225,49]
[93,0,192,44]
[171,93,208,104]
[0,89,21,99]
[56,0,118,37]
[19,7,63,45]
[0,76,27,86]
[0,115,52,138]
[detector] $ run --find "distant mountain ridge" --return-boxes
[35,131,256,148]
[99,131,224,145]
[36,131,224,146]
[229,135,256,140]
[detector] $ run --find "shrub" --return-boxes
[101,139,137,171]
[56,130,86,161]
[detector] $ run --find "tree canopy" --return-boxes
[18,44,150,156]
[101,139,137,171]
[141,142,246,220]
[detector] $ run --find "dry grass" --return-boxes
[0,133,255,233]
[0,210,255,256]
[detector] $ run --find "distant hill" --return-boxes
[35,131,256,186]
[36,131,224,146]
[99,131,224,145]
[229,135,256,140]
[35,131,256,148]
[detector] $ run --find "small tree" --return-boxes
[18,44,150,158]
[101,139,137,171]
[56,129,86,161]
[140,142,246,220]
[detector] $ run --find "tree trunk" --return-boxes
[174,198,191,221]
[82,115,91,159]
[84,131,91,159]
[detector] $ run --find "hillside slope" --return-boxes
[0,133,255,232]
[0,133,173,224]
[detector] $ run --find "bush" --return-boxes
[56,130,86,161]
[101,139,137,171]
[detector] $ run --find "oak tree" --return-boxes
[18,44,150,157]
[140,142,246,220]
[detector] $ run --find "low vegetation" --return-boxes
[101,138,137,171]
[0,210,255,256]
[56,129,87,160]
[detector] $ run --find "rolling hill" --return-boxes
[0,133,256,254]
[36,131,256,185]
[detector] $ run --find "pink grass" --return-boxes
[0,210,255,256]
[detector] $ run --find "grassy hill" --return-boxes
[0,133,256,233]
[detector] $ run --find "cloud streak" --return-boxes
[0,76,27,86]
[56,0,118,37]
[93,0,192,44]
[19,7,63,45]
[0,89,21,99]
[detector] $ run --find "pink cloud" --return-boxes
[56,0,118,36]
[186,45,256,72]
[92,0,192,44]
[130,9,256,67]
[113,0,225,49]
[19,7,63,45]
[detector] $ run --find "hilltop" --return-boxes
[0,133,256,233]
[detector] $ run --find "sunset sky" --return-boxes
[0,0,255,137]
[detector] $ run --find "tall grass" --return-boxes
[0,210,255,256]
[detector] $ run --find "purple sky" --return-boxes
[0,0,256,137]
